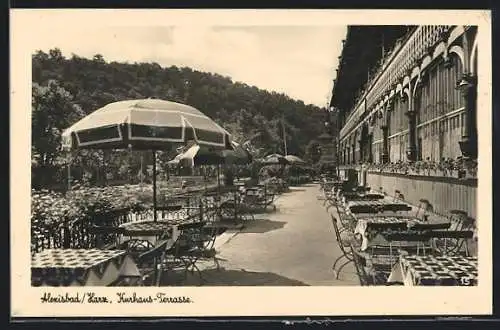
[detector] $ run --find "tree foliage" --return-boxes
[32,49,326,188]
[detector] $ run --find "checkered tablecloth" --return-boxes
[343,193,385,201]
[31,249,140,286]
[346,200,411,213]
[120,220,177,235]
[354,216,424,251]
[388,255,478,286]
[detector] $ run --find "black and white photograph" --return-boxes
[11,9,492,317]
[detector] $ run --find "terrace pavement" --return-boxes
[188,183,359,286]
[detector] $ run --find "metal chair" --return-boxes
[429,230,474,256]
[415,198,433,221]
[135,239,172,286]
[330,214,361,279]
[350,245,373,286]
[383,231,434,257]
[88,225,126,250]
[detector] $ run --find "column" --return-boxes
[381,125,389,163]
[405,109,417,162]
[358,139,363,163]
[351,143,356,164]
[458,73,478,159]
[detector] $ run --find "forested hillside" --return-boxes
[32,48,326,188]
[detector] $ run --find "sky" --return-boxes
[29,24,347,107]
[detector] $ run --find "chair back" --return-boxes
[415,198,433,219]
[448,210,472,230]
[88,225,126,249]
[335,203,355,230]
[330,214,343,243]
[135,239,170,286]
[429,230,474,256]
[393,190,401,202]
[138,239,169,262]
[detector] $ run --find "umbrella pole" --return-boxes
[153,150,157,222]
[217,164,221,194]
[67,151,72,192]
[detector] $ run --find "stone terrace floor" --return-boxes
[164,183,359,286]
[161,183,476,286]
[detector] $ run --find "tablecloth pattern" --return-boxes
[388,255,478,286]
[346,200,412,213]
[31,249,140,286]
[119,220,185,247]
[342,193,385,202]
[354,216,424,251]
[121,220,177,234]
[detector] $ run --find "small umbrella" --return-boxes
[284,155,306,165]
[223,141,253,165]
[175,141,252,167]
[261,153,289,165]
[62,98,233,221]
[167,155,181,165]
[177,144,225,168]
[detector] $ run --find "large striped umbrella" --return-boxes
[61,99,233,221]
[61,99,232,150]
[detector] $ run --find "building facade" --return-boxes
[330,25,478,219]
[331,25,478,166]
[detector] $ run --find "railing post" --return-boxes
[62,218,71,248]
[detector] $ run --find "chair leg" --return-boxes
[332,254,347,272]
[335,259,352,279]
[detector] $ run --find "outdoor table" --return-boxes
[245,187,265,197]
[354,215,425,251]
[119,220,183,247]
[387,254,478,286]
[31,249,141,286]
[346,200,412,214]
[342,193,385,202]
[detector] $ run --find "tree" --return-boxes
[31,49,328,189]
[31,80,84,188]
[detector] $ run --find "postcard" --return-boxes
[10,9,492,318]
